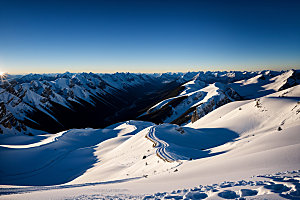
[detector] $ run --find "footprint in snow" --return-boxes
[239,189,258,197]
[264,183,291,193]
[184,191,208,199]
[217,190,239,199]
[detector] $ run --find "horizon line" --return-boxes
[4,68,297,76]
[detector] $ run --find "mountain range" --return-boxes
[1,70,298,135]
[0,69,299,199]
[0,69,300,199]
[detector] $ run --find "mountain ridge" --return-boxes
[0,70,298,135]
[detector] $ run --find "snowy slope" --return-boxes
[139,78,242,125]
[139,69,299,126]
[0,85,299,199]
[0,70,299,199]
[116,85,299,198]
[230,69,300,99]
[0,120,154,186]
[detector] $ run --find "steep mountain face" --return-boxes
[190,84,242,123]
[138,70,299,125]
[138,79,242,125]
[0,102,28,135]
[0,72,190,135]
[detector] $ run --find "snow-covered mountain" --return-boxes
[138,78,242,125]
[0,70,298,135]
[230,69,300,99]
[0,72,189,135]
[0,84,299,199]
[139,70,299,125]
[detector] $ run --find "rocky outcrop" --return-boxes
[0,102,27,134]
[191,96,229,123]
[190,86,242,123]
[138,95,188,124]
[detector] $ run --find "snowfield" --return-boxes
[0,77,299,199]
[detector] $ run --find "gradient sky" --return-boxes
[0,0,300,74]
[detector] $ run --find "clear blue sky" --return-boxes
[0,0,300,74]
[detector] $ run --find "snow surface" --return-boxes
[230,70,298,99]
[0,82,299,199]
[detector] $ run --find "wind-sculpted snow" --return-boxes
[0,120,156,186]
[0,120,239,186]
[0,127,128,185]
[138,170,300,200]
[1,170,299,199]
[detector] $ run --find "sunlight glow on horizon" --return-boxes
[2,64,298,75]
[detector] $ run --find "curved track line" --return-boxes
[145,126,176,162]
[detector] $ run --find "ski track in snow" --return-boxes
[145,126,176,162]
